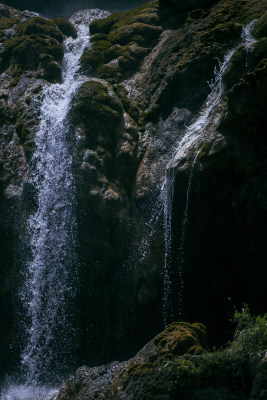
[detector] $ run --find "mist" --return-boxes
[1,0,147,17]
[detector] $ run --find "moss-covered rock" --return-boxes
[80,40,112,70]
[51,17,77,38]
[90,4,160,36]
[108,22,162,45]
[17,17,63,43]
[252,11,267,39]
[0,16,18,41]
[1,33,63,80]
[223,46,247,90]
[70,80,123,149]
[252,37,267,66]
[80,1,162,83]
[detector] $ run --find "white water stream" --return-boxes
[161,20,257,324]
[2,9,109,400]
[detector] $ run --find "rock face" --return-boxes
[0,0,266,379]
[56,322,208,400]
[55,318,267,399]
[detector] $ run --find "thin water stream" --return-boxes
[161,20,257,324]
[2,9,109,400]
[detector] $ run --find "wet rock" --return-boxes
[56,322,207,400]
[56,362,124,400]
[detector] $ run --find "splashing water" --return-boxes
[2,9,109,400]
[161,20,257,323]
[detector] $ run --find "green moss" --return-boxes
[118,54,136,71]
[2,34,63,76]
[51,17,77,38]
[173,307,267,395]
[80,40,112,71]
[256,57,267,72]
[114,84,140,121]
[223,46,247,90]
[17,17,63,43]
[0,17,18,40]
[108,22,162,46]
[210,21,242,41]
[80,2,161,84]
[91,33,108,42]
[45,61,61,82]
[96,64,121,82]
[90,1,159,35]
[128,363,153,376]
[252,12,267,39]
[70,80,122,126]
[252,37,267,66]
[70,81,122,150]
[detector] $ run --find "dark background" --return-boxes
[1,0,147,17]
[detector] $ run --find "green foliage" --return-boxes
[174,306,267,395]
[176,359,199,383]
[230,303,267,356]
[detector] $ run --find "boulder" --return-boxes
[56,322,208,400]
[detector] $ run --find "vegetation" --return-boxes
[173,306,267,398]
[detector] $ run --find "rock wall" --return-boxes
[0,0,266,373]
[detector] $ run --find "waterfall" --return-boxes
[2,8,109,400]
[161,20,257,324]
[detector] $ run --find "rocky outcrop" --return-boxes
[56,322,208,400]
[55,316,267,400]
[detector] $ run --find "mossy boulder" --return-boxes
[223,46,247,90]
[135,322,208,362]
[252,37,267,66]
[90,4,160,36]
[80,40,112,70]
[108,22,162,46]
[17,17,63,43]
[252,11,267,39]
[1,33,63,81]
[206,21,242,42]
[70,80,123,149]
[81,2,162,83]
[51,17,77,38]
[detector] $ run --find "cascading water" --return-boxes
[2,9,109,400]
[161,20,257,324]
